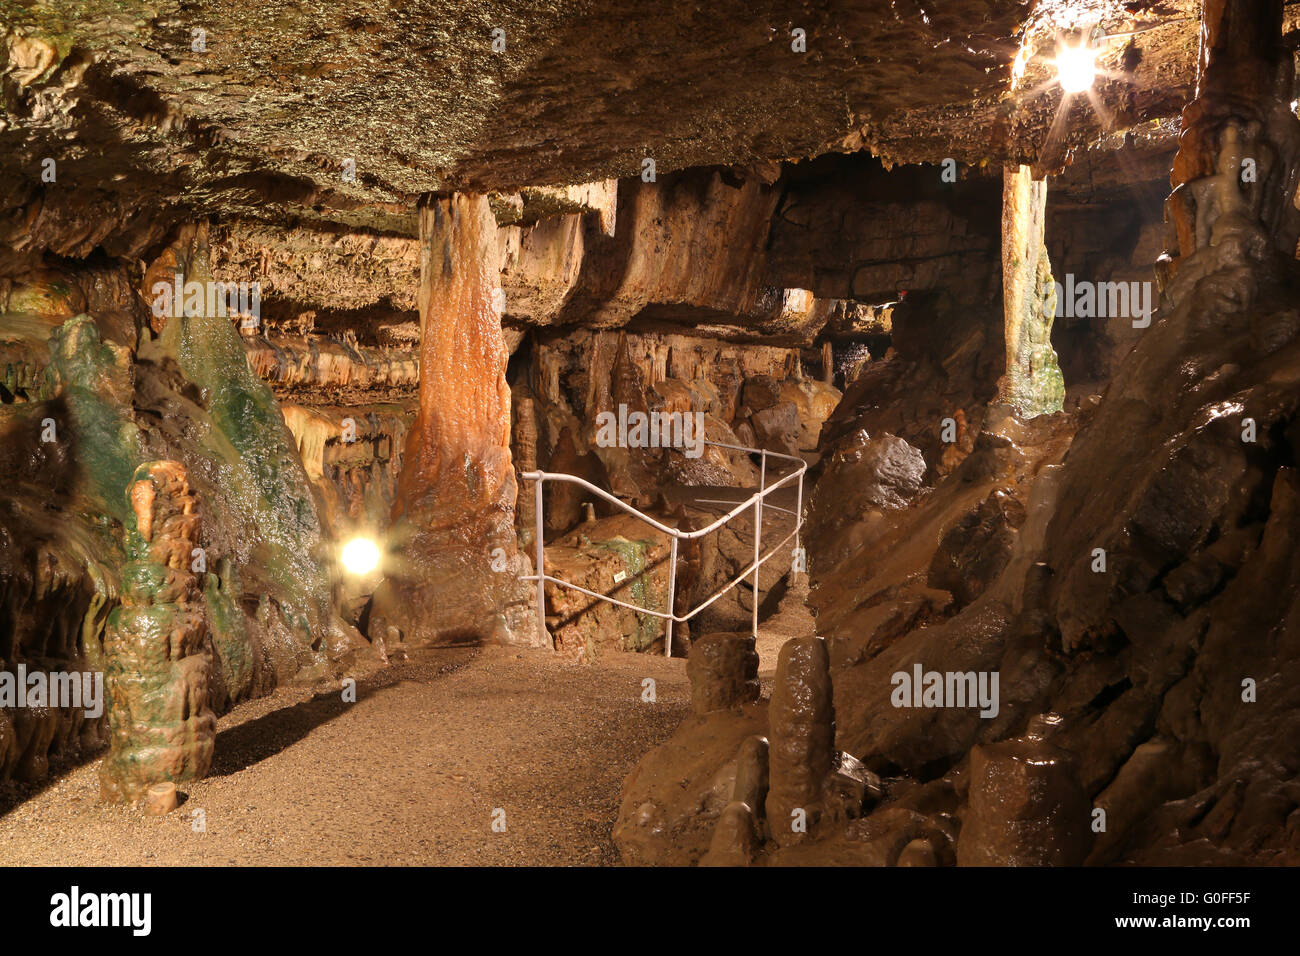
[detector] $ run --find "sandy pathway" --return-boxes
[0,645,691,866]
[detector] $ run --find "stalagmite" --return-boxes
[99,461,216,804]
[370,193,538,647]
[765,636,834,847]
[701,734,769,866]
[685,632,760,715]
[144,781,179,816]
[956,714,1090,866]
[512,385,540,549]
[700,801,760,867]
[732,734,770,817]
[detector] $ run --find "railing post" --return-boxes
[795,468,804,555]
[753,450,766,638]
[664,537,678,658]
[534,476,547,646]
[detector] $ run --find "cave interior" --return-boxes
[2,0,1300,869]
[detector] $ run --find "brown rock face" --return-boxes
[371,193,537,647]
[766,636,834,846]
[796,0,1300,868]
[1,1,1198,266]
[750,401,801,457]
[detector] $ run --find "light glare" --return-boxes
[1056,44,1096,94]
[341,537,381,575]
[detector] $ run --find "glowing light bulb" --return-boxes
[341,537,381,575]
[1056,43,1096,94]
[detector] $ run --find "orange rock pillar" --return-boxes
[370,193,539,647]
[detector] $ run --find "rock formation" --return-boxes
[613,0,1300,870]
[999,165,1064,417]
[370,193,537,647]
[766,637,835,847]
[687,632,761,715]
[99,461,216,804]
[956,714,1090,866]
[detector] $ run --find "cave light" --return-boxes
[1054,41,1097,94]
[341,536,382,575]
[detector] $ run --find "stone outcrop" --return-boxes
[614,702,768,867]
[542,514,674,661]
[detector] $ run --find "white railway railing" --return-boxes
[520,441,807,657]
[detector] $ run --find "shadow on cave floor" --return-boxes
[207,645,482,778]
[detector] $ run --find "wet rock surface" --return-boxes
[956,716,1091,866]
[766,636,834,846]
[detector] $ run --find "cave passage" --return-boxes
[1,0,1299,894]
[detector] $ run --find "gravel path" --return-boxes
[0,645,690,866]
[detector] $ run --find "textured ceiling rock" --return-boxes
[209,167,830,343]
[2,0,1232,253]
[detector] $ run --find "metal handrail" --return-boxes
[520,440,806,656]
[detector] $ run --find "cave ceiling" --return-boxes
[2,0,1293,257]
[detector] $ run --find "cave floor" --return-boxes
[0,644,695,866]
